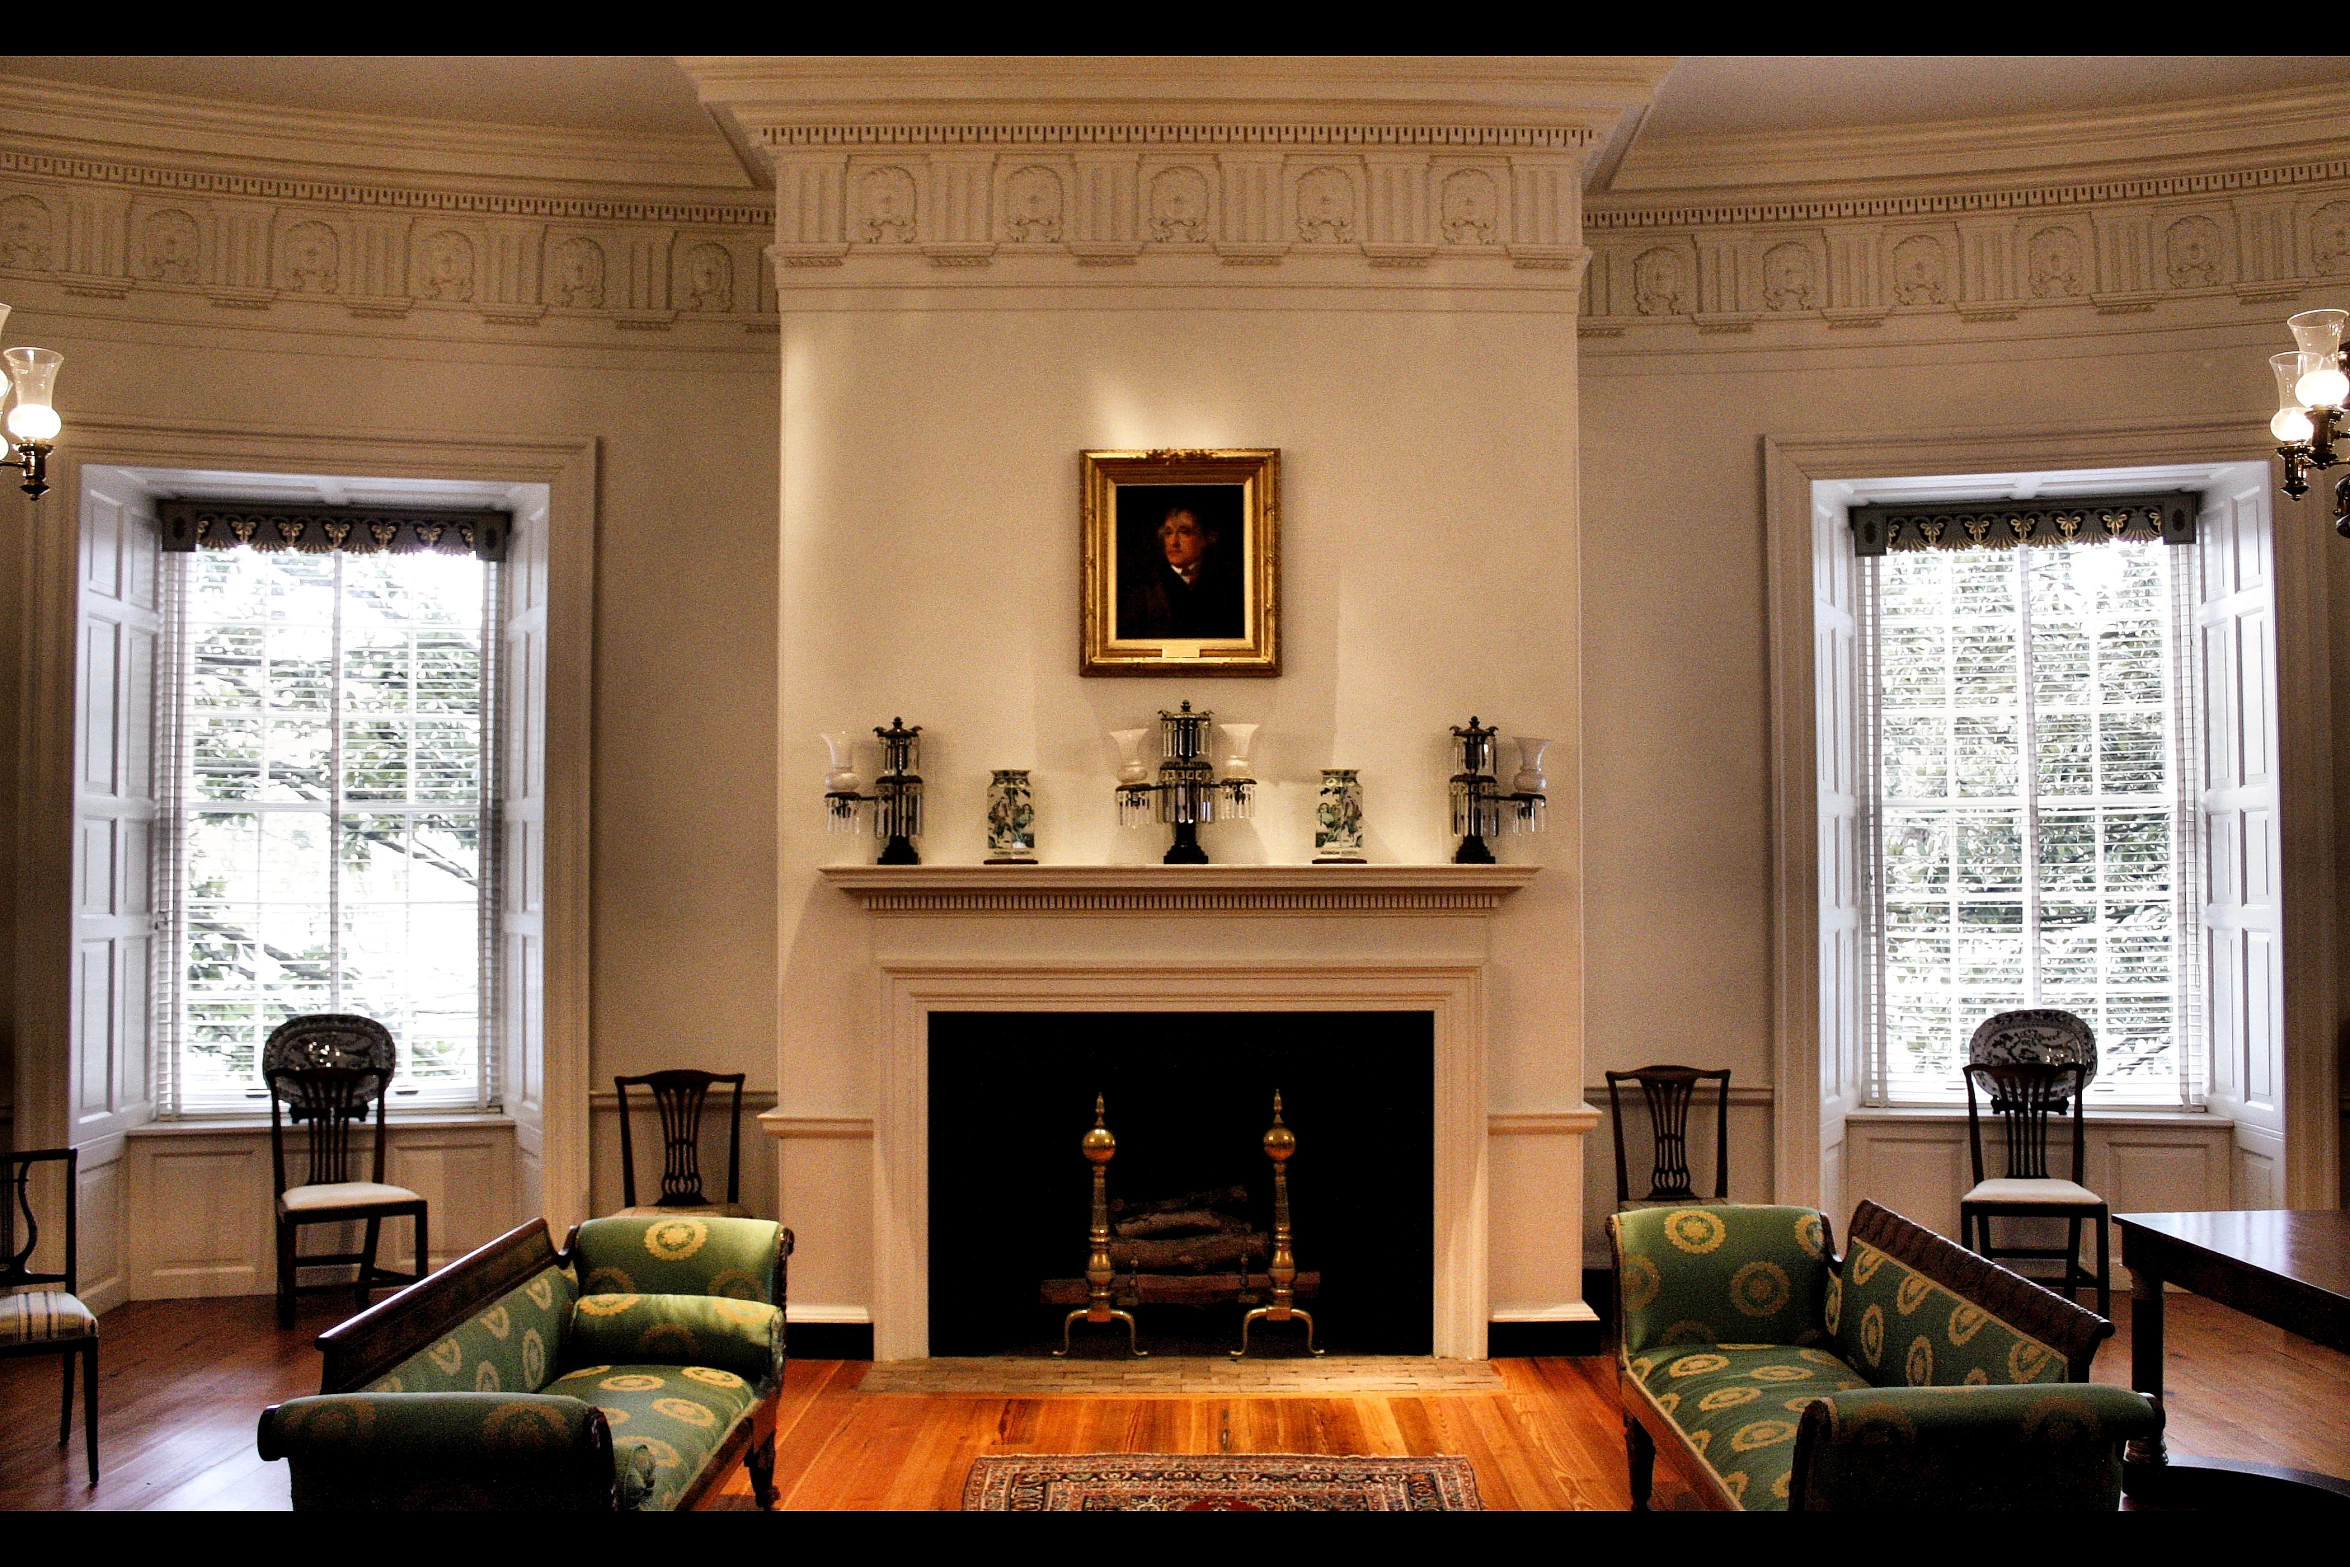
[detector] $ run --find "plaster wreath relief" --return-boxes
[0,192,49,269]
[1633,247,1687,315]
[681,242,733,311]
[859,166,918,243]
[1295,167,1356,243]
[140,208,200,283]
[1148,166,1211,242]
[2028,226,2085,297]
[1438,169,1498,244]
[420,229,475,301]
[548,237,605,308]
[1890,234,1948,305]
[2306,199,2350,274]
[282,221,340,292]
[2164,214,2225,289]
[1762,241,1819,311]
[1003,165,1064,242]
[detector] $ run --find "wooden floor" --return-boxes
[3,1291,2343,1509]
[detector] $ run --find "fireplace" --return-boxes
[777,863,1587,1360]
[927,1011,1435,1356]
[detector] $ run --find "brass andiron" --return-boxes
[1055,1095,1145,1358]
[1234,1091,1323,1358]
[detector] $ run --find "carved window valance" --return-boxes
[158,500,508,561]
[1848,492,2196,557]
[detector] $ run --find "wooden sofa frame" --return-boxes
[312,1217,784,1510]
[1617,1199,2117,1512]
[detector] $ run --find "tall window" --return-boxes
[162,547,496,1112]
[1867,534,2198,1104]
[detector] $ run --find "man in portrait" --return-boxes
[1117,493,1246,640]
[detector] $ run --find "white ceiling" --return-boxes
[6,54,2348,146]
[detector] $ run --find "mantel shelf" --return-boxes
[820,862,1539,915]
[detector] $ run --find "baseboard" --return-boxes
[790,1322,875,1361]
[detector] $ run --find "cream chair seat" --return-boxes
[1962,1177,2101,1205]
[281,1181,424,1213]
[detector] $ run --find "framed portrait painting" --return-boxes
[1080,448,1280,677]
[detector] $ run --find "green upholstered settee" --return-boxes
[1607,1198,2159,1512]
[257,1213,793,1510]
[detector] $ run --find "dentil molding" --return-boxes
[820,863,1539,914]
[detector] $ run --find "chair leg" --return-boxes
[357,1216,384,1311]
[746,1432,778,1511]
[59,1348,74,1446]
[2064,1215,2084,1303]
[1625,1414,1655,1512]
[277,1218,298,1329]
[2095,1208,2112,1321]
[82,1340,99,1485]
[414,1205,430,1286]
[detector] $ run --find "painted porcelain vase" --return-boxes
[1315,768,1366,862]
[985,769,1037,863]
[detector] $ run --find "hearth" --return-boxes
[927,1011,1434,1356]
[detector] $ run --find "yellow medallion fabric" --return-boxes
[569,1215,783,1303]
[1612,1205,1834,1355]
[563,1292,782,1386]
[1633,1345,1867,1510]
[366,1264,576,1395]
[1831,1240,2067,1387]
[541,1361,758,1512]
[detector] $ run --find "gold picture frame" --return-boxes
[1080,448,1280,677]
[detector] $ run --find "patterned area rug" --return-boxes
[961,1453,1483,1511]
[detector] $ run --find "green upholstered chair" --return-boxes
[258,1213,792,1510]
[1608,1199,2158,1511]
[1,1146,99,1485]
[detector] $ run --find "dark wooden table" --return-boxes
[2116,1210,2350,1510]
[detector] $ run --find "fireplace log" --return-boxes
[1109,1185,1250,1219]
[1108,1231,1271,1273]
[1039,1271,1321,1307]
[1113,1209,1257,1240]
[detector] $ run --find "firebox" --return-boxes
[926,1011,1436,1356]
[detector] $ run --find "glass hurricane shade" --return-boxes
[2289,309,2349,409]
[819,731,859,792]
[1216,722,1259,775]
[2271,352,2317,442]
[1,345,62,442]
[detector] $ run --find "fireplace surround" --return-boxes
[767,864,1589,1360]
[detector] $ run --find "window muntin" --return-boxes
[169,548,493,1111]
[1870,539,2194,1104]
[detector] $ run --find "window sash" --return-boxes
[157,548,499,1114]
[1863,540,2200,1107]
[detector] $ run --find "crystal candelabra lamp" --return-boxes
[1113,701,1256,864]
[822,717,924,865]
[2266,306,2350,533]
[1448,716,1547,864]
[0,301,66,500]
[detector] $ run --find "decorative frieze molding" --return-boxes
[1580,159,2350,334]
[763,131,1588,276]
[0,150,777,330]
[820,864,1540,915]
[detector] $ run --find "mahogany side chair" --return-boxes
[1605,1065,1732,1210]
[615,1070,749,1217]
[264,1014,430,1329]
[1,1146,98,1483]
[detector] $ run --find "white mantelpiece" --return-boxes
[770,863,1578,1360]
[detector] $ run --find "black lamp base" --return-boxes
[1163,822,1209,865]
[1452,833,1495,865]
[877,835,921,865]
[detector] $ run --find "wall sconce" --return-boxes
[1113,701,1255,864]
[1448,717,1546,864]
[0,303,65,500]
[2268,306,2350,533]
[823,717,924,865]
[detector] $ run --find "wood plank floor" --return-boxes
[3,1290,2343,1509]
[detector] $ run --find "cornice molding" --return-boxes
[1588,152,2350,232]
[0,71,753,198]
[757,122,1597,150]
[1606,82,2350,199]
[0,148,771,229]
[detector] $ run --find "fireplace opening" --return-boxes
[927,1011,1435,1356]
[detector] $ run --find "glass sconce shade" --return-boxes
[2272,353,2317,442]
[1512,737,1553,795]
[820,731,860,793]
[2289,310,2350,409]
[1216,722,1259,777]
[1109,728,1151,784]
[1,346,62,442]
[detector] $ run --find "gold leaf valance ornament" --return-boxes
[1848,493,2196,557]
[158,500,508,561]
